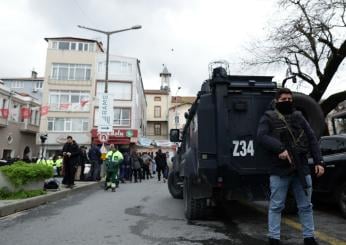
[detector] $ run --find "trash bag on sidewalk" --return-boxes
[43,178,60,190]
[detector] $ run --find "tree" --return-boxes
[247,0,346,115]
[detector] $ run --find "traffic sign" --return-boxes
[97,93,113,133]
[98,133,109,143]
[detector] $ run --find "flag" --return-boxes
[40,106,49,116]
[0,108,9,119]
[80,99,89,107]
[21,107,31,119]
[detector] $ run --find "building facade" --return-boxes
[1,71,44,101]
[168,96,196,131]
[145,66,172,141]
[0,81,40,160]
[90,54,147,146]
[40,37,103,156]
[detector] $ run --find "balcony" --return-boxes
[20,123,40,134]
[0,117,7,127]
[48,78,92,86]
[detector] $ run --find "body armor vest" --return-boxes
[265,110,309,153]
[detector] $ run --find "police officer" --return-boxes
[257,88,325,245]
[55,155,63,177]
[105,144,123,191]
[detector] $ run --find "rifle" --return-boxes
[280,131,309,196]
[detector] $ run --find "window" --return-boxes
[154,96,161,101]
[98,61,133,74]
[94,108,131,127]
[114,108,131,127]
[320,139,339,156]
[51,63,91,80]
[11,81,24,88]
[48,90,90,111]
[96,82,132,100]
[154,106,161,118]
[35,81,43,89]
[71,42,76,50]
[154,123,161,135]
[47,117,89,132]
[58,42,70,50]
[52,41,57,49]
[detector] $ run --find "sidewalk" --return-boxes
[0,180,102,217]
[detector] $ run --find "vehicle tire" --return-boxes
[293,93,325,138]
[168,171,183,199]
[337,182,346,218]
[283,190,298,215]
[183,177,207,220]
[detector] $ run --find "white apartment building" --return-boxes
[91,54,147,147]
[40,37,103,156]
[0,81,41,160]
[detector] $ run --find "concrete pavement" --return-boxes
[0,180,102,217]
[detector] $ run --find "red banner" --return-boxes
[40,106,49,116]
[80,99,89,107]
[0,108,9,118]
[21,107,32,119]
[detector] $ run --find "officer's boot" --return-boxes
[268,238,280,245]
[105,182,111,191]
[304,237,319,245]
[111,183,116,192]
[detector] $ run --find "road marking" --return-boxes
[238,201,346,245]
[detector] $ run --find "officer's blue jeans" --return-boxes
[268,174,314,240]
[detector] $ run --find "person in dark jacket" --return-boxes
[79,146,88,181]
[62,136,80,188]
[257,88,325,245]
[88,142,101,181]
[130,148,142,183]
[155,149,168,182]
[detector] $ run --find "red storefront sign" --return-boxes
[91,128,138,145]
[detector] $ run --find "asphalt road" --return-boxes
[0,178,345,245]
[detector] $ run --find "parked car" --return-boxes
[310,135,346,218]
[284,135,346,218]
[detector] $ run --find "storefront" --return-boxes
[90,128,138,149]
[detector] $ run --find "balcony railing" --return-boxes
[20,123,40,134]
[48,78,92,86]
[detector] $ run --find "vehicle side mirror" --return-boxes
[170,129,181,142]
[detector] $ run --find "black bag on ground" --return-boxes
[43,178,60,190]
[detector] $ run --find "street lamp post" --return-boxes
[174,86,181,129]
[77,25,142,93]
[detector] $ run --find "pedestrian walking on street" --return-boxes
[257,88,325,245]
[130,148,142,183]
[79,146,88,181]
[88,141,101,181]
[105,144,123,191]
[62,136,80,188]
[155,149,168,183]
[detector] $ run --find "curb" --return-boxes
[0,181,103,217]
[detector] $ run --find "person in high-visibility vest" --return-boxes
[105,144,123,192]
[55,155,63,177]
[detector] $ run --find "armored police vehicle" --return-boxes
[168,62,324,220]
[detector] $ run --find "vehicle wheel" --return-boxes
[293,93,325,138]
[283,190,298,215]
[184,177,207,220]
[337,183,346,218]
[168,171,183,199]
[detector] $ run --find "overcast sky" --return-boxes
[0,0,344,97]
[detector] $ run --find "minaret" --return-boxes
[160,65,171,92]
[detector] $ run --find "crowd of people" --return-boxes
[55,135,171,190]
